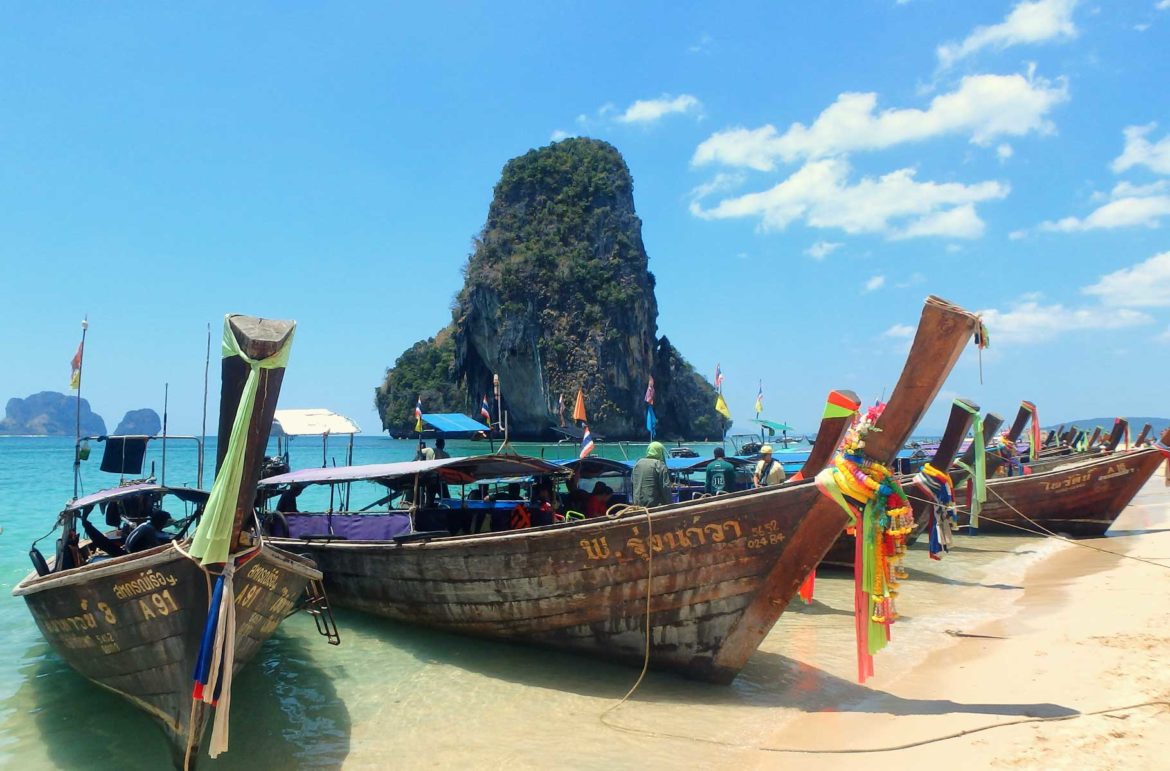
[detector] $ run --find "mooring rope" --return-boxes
[597,503,654,719]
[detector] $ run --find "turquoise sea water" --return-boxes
[2,435,1160,769]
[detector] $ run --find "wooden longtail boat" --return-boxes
[13,315,326,768]
[958,438,1167,536]
[1024,418,1129,475]
[818,396,979,568]
[266,296,981,683]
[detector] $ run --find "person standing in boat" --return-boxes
[416,441,435,461]
[631,441,671,508]
[752,445,786,488]
[705,447,737,495]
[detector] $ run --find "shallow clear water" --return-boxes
[1,435,1157,769]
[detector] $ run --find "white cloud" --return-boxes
[692,73,1066,169]
[690,158,1008,239]
[617,94,702,124]
[1038,195,1170,231]
[1159,1,1170,10]
[997,143,1014,161]
[1111,124,1170,175]
[946,244,962,253]
[864,275,886,292]
[938,0,1079,69]
[688,171,746,201]
[884,323,916,338]
[1082,251,1170,307]
[978,300,1151,343]
[688,34,713,54]
[1158,325,1170,343]
[805,241,843,259]
[550,129,573,141]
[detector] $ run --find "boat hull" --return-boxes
[960,447,1164,536]
[274,483,846,684]
[13,542,320,766]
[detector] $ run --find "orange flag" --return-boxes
[572,388,587,423]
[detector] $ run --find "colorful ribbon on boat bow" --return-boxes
[953,403,985,533]
[814,402,915,684]
[915,463,955,560]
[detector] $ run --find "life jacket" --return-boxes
[510,504,532,530]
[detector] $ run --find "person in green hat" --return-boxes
[631,441,671,508]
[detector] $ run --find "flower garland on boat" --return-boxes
[814,402,914,684]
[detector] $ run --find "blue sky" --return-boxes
[1,1,1168,436]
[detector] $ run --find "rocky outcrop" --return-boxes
[0,391,106,436]
[375,138,723,440]
[114,408,161,436]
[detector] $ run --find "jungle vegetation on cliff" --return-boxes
[375,138,723,440]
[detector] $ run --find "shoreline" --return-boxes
[751,468,1170,768]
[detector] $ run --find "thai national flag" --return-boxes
[644,376,655,405]
[714,363,724,390]
[414,396,423,433]
[579,425,595,458]
[480,395,491,422]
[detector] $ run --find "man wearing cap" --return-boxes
[752,445,786,488]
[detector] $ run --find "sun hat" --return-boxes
[760,444,773,454]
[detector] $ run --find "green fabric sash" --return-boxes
[189,317,295,565]
[954,402,985,530]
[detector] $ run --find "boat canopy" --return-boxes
[421,413,490,435]
[554,457,631,477]
[752,419,794,432]
[260,453,566,488]
[272,408,361,437]
[67,483,210,513]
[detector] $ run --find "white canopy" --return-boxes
[272,408,361,437]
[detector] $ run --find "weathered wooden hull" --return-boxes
[13,542,320,766]
[274,482,846,684]
[959,447,1165,536]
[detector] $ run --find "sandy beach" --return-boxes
[742,464,1170,770]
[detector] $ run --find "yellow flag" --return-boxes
[715,393,731,420]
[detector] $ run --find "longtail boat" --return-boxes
[955,426,1170,536]
[818,396,979,568]
[262,296,981,683]
[13,315,328,768]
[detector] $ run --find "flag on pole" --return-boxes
[646,404,657,439]
[579,425,595,458]
[69,341,84,391]
[715,393,731,420]
[480,395,491,423]
[414,396,423,433]
[714,363,724,391]
[557,393,565,426]
[644,376,655,405]
[572,388,587,424]
[754,381,763,417]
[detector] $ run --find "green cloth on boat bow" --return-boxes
[953,401,985,530]
[189,316,295,566]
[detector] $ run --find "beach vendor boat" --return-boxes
[260,296,982,683]
[954,427,1170,537]
[13,315,330,769]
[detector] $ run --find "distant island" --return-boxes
[0,391,106,436]
[0,393,163,437]
[114,408,162,436]
[374,138,723,441]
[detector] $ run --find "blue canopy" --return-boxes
[421,413,490,434]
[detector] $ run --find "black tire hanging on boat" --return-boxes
[265,511,290,538]
[29,547,51,577]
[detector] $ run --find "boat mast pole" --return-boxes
[199,322,210,488]
[72,317,88,500]
[161,383,169,486]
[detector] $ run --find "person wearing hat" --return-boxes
[631,441,671,508]
[752,445,786,488]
